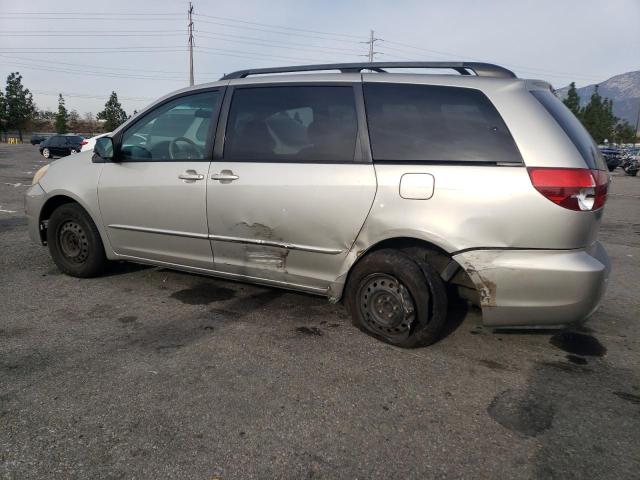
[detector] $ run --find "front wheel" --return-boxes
[42,148,51,159]
[47,203,108,277]
[345,249,448,348]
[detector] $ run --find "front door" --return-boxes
[207,84,376,291]
[98,89,222,269]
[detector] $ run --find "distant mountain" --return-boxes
[556,70,640,131]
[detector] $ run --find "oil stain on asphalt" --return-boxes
[295,326,323,336]
[170,283,236,305]
[549,331,607,357]
[487,388,555,437]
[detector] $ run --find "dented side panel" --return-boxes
[207,162,377,290]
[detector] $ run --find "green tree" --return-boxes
[97,91,127,131]
[0,91,6,132]
[55,94,68,134]
[68,109,80,133]
[613,121,637,144]
[563,82,582,119]
[582,85,617,144]
[5,72,36,141]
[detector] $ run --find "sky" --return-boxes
[0,0,638,116]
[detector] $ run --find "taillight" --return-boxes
[527,167,609,211]
[81,140,88,145]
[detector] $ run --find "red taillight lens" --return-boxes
[81,140,88,145]
[527,167,609,211]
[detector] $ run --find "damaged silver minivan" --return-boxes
[25,62,610,347]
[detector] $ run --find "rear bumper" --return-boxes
[453,242,610,327]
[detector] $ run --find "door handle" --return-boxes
[178,170,204,182]
[211,170,239,182]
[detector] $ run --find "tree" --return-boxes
[97,91,127,131]
[563,82,582,119]
[0,91,6,132]
[83,112,99,135]
[68,109,80,133]
[5,72,36,141]
[581,85,617,144]
[613,121,637,144]
[55,94,68,133]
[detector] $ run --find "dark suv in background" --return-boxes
[30,133,51,145]
[39,135,84,159]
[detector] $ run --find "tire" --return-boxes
[345,249,448,348]
[47,203,108,278]
[42,148,51,159]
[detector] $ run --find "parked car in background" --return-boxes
[30,133,51,145]
[599,147,622,171]
[25,61,611,348]
[80,133,110,152]
[39,135,84,159]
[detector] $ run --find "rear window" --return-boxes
[363,83,522,163]
[531,90,606,170]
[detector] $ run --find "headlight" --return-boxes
[32,164,50,185]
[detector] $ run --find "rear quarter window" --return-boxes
[363,83,522,164]
[530,90,606,170]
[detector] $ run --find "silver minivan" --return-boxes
[25,62,610,347]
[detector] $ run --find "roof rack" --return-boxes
[220,61,517,80]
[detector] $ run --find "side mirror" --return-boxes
[93,137,115,162]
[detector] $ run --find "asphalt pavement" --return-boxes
[1,144,639,479]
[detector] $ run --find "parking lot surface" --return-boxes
[1,144,639,479]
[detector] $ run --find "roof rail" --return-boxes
[220,62,517,80]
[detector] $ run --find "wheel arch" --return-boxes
[38,193,108,251]
[329,234,475,303]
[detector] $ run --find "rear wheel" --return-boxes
[345,249,448,348]
[47,203,108,277]
[70,148,78,154]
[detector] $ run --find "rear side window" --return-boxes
[363,83,522,163]
[224,86,358,162]
[531,90,607,170]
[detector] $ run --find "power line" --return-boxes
[0,32,184,37]
[1,61,186,81]
[195,46,319,63]
[194,12,364,40]
[378,38,604,82]
[0,54,222,75]
[33,90,154,102]
[194,17,363,44]
[196,33,359,58]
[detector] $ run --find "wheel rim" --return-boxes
[43,148,49,158]
[58,221,89,264]
[70,149,77,154]
[357,273,416,338]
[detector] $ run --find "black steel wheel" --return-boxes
[357,273,416,341]
[47,203,108,277]
[345,249,448,348]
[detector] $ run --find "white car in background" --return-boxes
[80,133,110,152]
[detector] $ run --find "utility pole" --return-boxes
[188,1,194,86]
[366,30,381,62]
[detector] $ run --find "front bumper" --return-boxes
[25,183,46,244]
[453,242,610,327]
